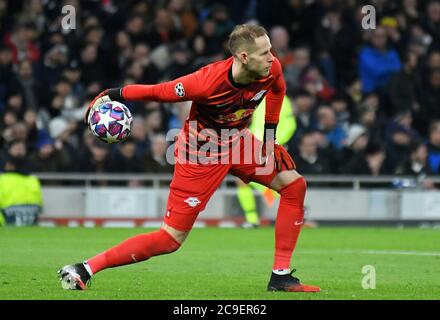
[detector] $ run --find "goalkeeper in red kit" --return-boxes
[58,24,320,292]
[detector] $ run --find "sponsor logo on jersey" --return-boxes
[219,109,254,122]
[175,83,185,97]
[250,90,267,102]
[184,197,201,207]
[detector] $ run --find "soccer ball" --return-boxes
[88,101,133,144]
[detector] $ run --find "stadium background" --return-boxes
[1,0,440,301]
[2,0,440,224]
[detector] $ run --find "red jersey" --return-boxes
[121,56,285,159]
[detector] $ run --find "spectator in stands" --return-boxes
[167,0,198,39]
[427,120,440,174]
[77,139,110,173]
[401,0,421,26]
[21,0,46,34]
[357,104,382,145]
[313,7,360,87]
[330,94,351,132]
[190,18,223,68]
[3,122,29,146]
[165,43,193,79]
[384,110,421,172]
[395,140,434,176]
[345,78,363,109]
[144,108,165,139]
[316,106,347,150]
[10,59,41,110]
[53,77,79,120]
[338,124,369,171]
[359,27,401,94]
[1,110,16,149]
[426,50,440,70]
[130,116,151,157]
[144,134,173,173]
[0,140,30,172]
[125,14,147,46]
[420,68,440,129]
[270,26,294,69]
[344,143,388,176]
[23,109,42,153]
[79,44,105,86]
[146,9,184,49]
[300,65,335,102]
[405,24,431,60]
[210,3,234,40]
[108,30,133,80]
[422,0,440,48]
[28,136,71,172]
[291,89,317,139]
[8,87,27,117]
[380,16,403,52]
[3,20,40,64]
[34,43,68,89]
[132,42,160,84]
[284,46,311,94]
[294,132,331,174]
[388,51,421,117]
[48,117,78,158]
[109,137,144,173]
[63,60,85,103]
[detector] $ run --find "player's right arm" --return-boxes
[85,70,205,123]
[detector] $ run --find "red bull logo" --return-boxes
[219,109,254,123]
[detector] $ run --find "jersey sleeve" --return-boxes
[120,69,206,103]
[265,57,286,124]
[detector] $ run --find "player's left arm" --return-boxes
[262,58,295,172]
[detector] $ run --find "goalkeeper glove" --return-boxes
[84,88,123,124]
[262,123,295,172]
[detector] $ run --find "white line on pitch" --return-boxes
[299,249,440,257]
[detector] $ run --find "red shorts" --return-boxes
[163,129,280,231]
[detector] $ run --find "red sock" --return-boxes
[86,229,181,274]
[273,177,306,270]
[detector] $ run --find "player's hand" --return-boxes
[261,140,295,172]
[84,89,112,124]
[261,123,295,172]
[84,88,123,124]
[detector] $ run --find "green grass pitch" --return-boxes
[1,226,439,300]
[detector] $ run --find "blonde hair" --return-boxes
[228,24,268,55]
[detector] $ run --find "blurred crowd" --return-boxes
[2,0,440,179]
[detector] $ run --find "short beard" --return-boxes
[243,63,265,80]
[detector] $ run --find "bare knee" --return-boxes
[161,223,190,245]
[270,170,304,192]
